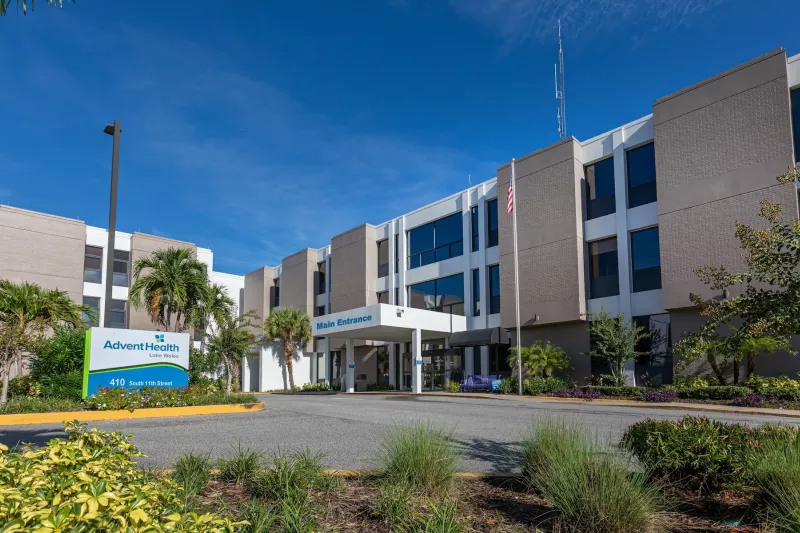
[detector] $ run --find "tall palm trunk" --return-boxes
[747,352,757,378]
[224,355,233,395]
[284,339,295,390]
[1,360,11,404]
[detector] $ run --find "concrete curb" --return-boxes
[334,392,800,419]
[153,467,517,479]
[0,402,266,426]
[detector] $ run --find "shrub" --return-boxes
[0,396,82,414]
[299,381,331,392]
[752,438,800,532]
[42,370,83,400]
[377,422,460,496]
[218,444,262,484]
[496,377,516,394]
[585,386,644,399]
[549,388,603,400]
[445,380,461,393]
[375,479,413,528]
[28,325,86,383]
[174,453,213,497]
[84,386,257,411]
[7,374,40,398]
[673,375,712,389]
[520,419,663,533]
[642,389,677,403]
[239,500,279,533]
[745,375,800,401]
[367,382,395,391]
[248,449,341,500]
[621,416,799,492]
[730,393,769,408]
[0,421,240,532]
[411,499,462,533]
[675,385,751,400]
[522,377,574,396]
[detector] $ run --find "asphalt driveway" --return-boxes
[3,394,798,472]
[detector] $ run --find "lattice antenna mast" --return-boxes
[554,19,567,139]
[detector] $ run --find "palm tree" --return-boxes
[0,0,73,16]
[207,310,259,394]
[191,283,235,352]
[0,280,89,403]
[737,334,793,380]
[129,247,209,332]
[508,340,571,379]
[263,307,311,390]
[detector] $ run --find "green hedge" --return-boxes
[0,396,83,414]
[581,386,644,399]
[622,416,799,492]
[673,385,751,400]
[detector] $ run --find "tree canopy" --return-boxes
[1,0,73,16]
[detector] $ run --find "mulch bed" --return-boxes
[194,476,769,532]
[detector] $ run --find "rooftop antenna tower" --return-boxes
[554,19,567,139]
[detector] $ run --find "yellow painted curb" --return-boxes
[0,402,265,426]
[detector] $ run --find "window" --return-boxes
[377,291,388,304]
[314,306,326,317]
[110,299,127,329]
[470,206,479,252]
[83,245,103,284]
[588,237,619,299]
[407,213,463,269]
[83,296,100,326]
[472,269,481,317]
[488,264,500,315]
[407,273,465,315]
[792,89,800,163]
[585,157,616,220]
[394,287,399,305]
[316,261,326,296]
[113,250,130,287]
[633,315,673,386]
[631,227,662,292]
[377,239,389,278]
[394,235,399,274]
[488,344,511,377]
[487,199,499,248]
[626,143,657,208]
[272,279,280,309]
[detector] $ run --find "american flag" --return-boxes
[507,168,514,214]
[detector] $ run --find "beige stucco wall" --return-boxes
[329,224,378,313]
[128,233,197,331]
[518,322,591,382]
[654,49,798,309]
[280,249,316,317]
[0,206,85,303]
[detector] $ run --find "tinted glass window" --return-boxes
[585,157,616,220]
[407,274,464,316]
[377,240,389,278]
[377,291,388,304]
[489,264,500,315]
[112,250,129,287]
[631,227,662,292]
[487,199,499,248]
[793,89,800,163]
[588,237,619,299]
[407,213,463,269]
[316,262,326,296]
[84,245,103,284]
[377,346,390,386]
[110,299,127,329]
[626,143,657,208]
[83,296,100,326]
[471,206,479,252]
[472,269,480,317]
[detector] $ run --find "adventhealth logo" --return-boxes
[316,315,372,330]
[103,337,180,352]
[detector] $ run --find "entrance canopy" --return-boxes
[312,304,467,342]
[447,327,510,347]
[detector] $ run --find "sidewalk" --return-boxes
[350,391,800,419]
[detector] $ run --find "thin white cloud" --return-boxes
[448,0,728,48]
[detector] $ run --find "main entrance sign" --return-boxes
[82,327,190,398]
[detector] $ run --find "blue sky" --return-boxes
[2,0,799,274]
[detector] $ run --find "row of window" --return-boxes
[585,141,657,220]
[376,199,500,277]
[403,265,501,318]
[83,246,130,286]
[82,296,128,328]
[588,226,661,299]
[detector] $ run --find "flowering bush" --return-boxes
[84,386,257,411]
[0,421,241,532]
[642,389,678,403]
[549,388,603,400]
[729,393,782,408]
[744,375,800,400]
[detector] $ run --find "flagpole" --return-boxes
[511,159,522,396]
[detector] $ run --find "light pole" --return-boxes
[103,120,121,328]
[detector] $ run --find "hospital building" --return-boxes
[2,49,800,392]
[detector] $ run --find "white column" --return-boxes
[345,339,355,393]
[389,220,397,305]
[388,343,397,389]
[242,356,251,392]
[411,329,422,393]
[461,191,472,317]
[397,217,407,306]
[477,184,488,325]
[480,346,490,377]
[465,347,475,377]
[612,128,635,386]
